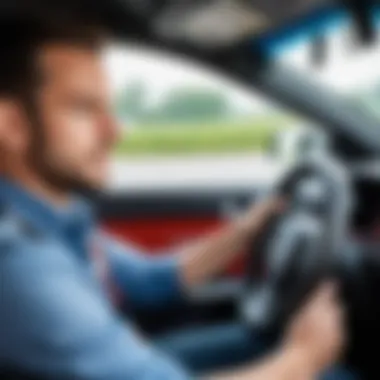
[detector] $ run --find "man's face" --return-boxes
[30,44,119,191]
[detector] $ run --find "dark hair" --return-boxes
[0,2,108,101]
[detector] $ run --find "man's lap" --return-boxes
[154,323,357,379]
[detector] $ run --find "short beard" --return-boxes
[25,102,99,197]
[28,145,92,194]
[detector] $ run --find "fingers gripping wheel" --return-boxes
[240,155,352,334]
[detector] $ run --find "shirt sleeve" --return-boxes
[104,237,185,309]
[0,245,190,380]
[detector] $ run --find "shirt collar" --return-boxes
[0,176,94,236]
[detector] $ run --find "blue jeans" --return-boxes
[155,323,357,379]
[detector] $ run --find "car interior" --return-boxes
[96,1,380,379]
[4,0,380,379]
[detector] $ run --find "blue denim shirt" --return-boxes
[0,178,189,379]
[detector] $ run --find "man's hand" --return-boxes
[208,282,346,380]
[284,282,346,375]
[181,197,285,288]
[236,197,286,238]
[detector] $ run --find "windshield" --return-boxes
[278,13,380,123]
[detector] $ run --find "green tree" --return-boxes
[151,87,230,123]
[116,80,146,120]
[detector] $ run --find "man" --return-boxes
[0,10,352,380]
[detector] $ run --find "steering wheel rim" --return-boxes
[240,154,353,333]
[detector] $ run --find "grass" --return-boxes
[115,116,292,156]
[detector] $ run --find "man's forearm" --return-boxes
[205,346,316,380]
[179,198,283,289]
[179,220,252,288]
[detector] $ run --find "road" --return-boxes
[107,154,285,193]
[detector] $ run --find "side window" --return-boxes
[104,46,310,192]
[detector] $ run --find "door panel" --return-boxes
[99,190,261,277]
[98,189,261,334]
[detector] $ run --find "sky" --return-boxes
[103,22,380,114]
[104,43,268,113]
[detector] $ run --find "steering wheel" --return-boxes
[240,154,353,334]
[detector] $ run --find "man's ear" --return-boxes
[0,99,30,152]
